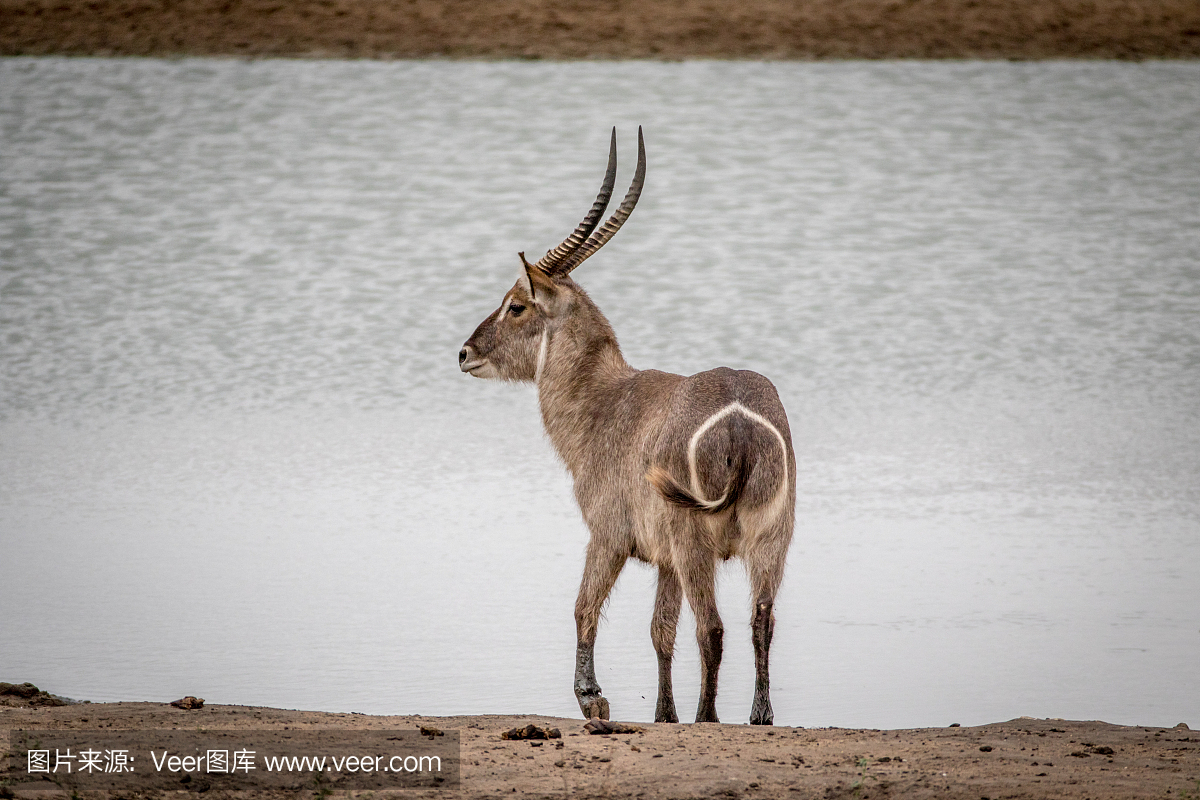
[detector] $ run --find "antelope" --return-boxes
[458,128,795,725]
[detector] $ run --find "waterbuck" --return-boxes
[458,129,795,725]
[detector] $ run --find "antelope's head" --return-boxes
[459,128,646,383]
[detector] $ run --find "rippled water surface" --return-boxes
[2,58,1198,728]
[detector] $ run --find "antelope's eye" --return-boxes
[508,303,526,317]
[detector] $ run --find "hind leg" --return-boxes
[745,536,789,725]
[673,533,723,723]
[749,592,776,725]
[651,565,682,723]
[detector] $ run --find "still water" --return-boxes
[1,58,1198,729]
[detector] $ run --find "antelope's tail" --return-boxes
[646,449,749,514]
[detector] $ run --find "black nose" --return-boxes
[459,347,468,365]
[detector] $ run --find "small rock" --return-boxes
[979,745,993,752]
[1175,723,1191,730]
[169,696,204,710]
[949,723,961,728]
[584,718,644,735]
[420,726,445,738]
[501,724,562,740]
[1090,746,1114,755]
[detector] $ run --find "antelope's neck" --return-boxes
[536,326,634,475]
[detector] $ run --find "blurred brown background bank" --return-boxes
[2,0,1199,59]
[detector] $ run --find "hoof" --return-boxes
[655,709,678,724]
[580,695,610,720]
[750,702,773,726]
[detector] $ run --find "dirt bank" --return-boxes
[2,698,1197,798]
[2,0,1200,60]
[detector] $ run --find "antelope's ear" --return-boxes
[518,252,559,310]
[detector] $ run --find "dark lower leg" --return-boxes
[750,598,775,725]
[574,639,609,720]
[696,617,724,723]
[655,655,676,723]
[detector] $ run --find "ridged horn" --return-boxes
[557,126,646,275]
[532,129,618,275]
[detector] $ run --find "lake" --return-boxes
[1,57,1198,729]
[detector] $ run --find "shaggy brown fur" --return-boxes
[460,132,795,724]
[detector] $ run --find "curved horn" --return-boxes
[558,126,645,275]
[533,129,618,274]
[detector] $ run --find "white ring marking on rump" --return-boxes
[686,402,789,510]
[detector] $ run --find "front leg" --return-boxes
[574,541,627,720]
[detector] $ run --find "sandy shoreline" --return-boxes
[2,695,1196,798]
[2,0,1200,60]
